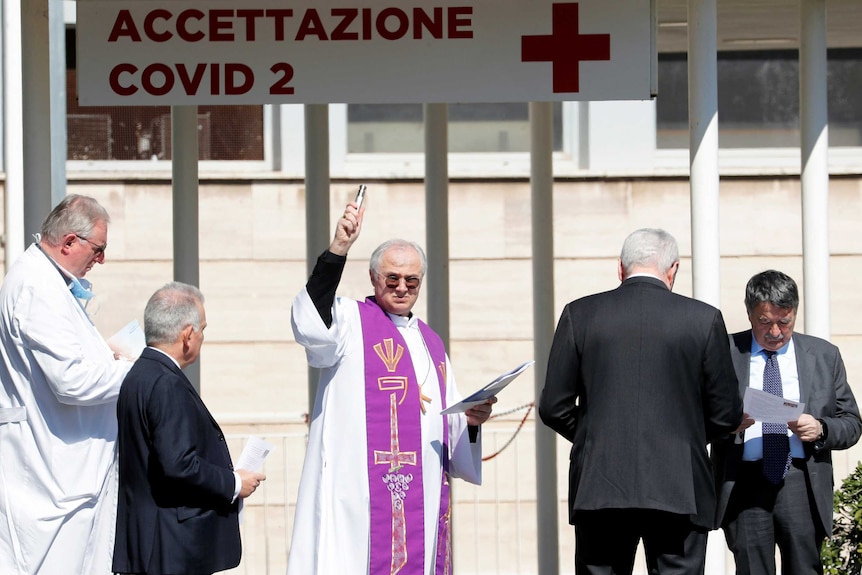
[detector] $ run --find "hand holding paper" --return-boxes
[465,395,497,426]
[107,319,146,360]
[743,387,805,423]
[441,360,534,415]
[236,435,275,472]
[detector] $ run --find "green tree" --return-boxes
[822,461,862,575]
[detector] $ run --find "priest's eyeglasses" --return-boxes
[383,274,421,290]
[76,235,107,258]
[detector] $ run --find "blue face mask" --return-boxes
[69,276,95,301]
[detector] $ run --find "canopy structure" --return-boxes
[3,1,859,573]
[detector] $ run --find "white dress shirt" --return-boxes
[742,337,805,460]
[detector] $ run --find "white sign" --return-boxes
[76,0,654,105]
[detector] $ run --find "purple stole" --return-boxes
[358,298,451,575]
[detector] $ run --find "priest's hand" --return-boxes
[238,469,267,499]
[329,200,365,256]
[465,396,497,426]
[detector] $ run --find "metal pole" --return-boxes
[530,101,559,575]
[423,103,450,345]
[171,105,201,392]
[688,0,721,309]
[304,104,331,418]
[799,0,831,340]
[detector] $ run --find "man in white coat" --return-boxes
[0,194,134,574]
[287,199,495,575]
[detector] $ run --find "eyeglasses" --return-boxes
[76,235,107,258]
[382,274,421,290]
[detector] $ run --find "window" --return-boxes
[656,49,862,149]
[66,29,263,161]
[347,102,563,153]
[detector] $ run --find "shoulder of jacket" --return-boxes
[793,332,839,355]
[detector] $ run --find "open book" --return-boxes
[441,360,534,415]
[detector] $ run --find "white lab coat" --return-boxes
[0,244,133,575]
[286,289,483,575]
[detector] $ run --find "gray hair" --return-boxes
[40,194,110,245]
[369,239,427,277]
[744,270,799,314]
[144,282,205,346]
[620,228,679,275]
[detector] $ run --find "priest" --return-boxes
[287,198,495,575]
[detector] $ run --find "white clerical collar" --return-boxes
[387,311,418,328]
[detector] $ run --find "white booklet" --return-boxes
[107,319,146,360]
[236,435,275,472]
[441,360,534,415]
[236,436,275,524]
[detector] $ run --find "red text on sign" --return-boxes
[107,7,473,43]
[109,63,256,96]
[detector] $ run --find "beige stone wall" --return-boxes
[4,176,860,573]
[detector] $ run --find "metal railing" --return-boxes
[222,420,560,575]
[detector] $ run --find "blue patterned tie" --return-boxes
[762,350,791,484]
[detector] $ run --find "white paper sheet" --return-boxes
[236,435,275,472]
[107,319,146,360]
[441,360,534,415]
[743,387,806,423]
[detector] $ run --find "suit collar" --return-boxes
[791,334,815,403]
[140,347,191,383]
[138,347,218,427]
[620,275,669,290]
[730,331,753,394]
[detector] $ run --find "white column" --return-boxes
[799,0,831,339]
[688,0,721,309]
[277,104,305,177]
[530,101,559,575]
[3,0,25,264]
[688,1,725,573]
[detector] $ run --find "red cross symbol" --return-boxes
[521,3,611,93]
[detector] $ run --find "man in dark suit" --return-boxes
[712,270,861,575]
[540,228,743,575]
[113,282,267,575]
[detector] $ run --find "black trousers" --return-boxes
[574,509,708,575]
[723,460,825,575]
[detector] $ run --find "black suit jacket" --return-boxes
[539,276,743,529]
[712,331,862,532]
[113,348,241,575]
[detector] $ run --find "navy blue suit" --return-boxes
[113,348,240,575]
